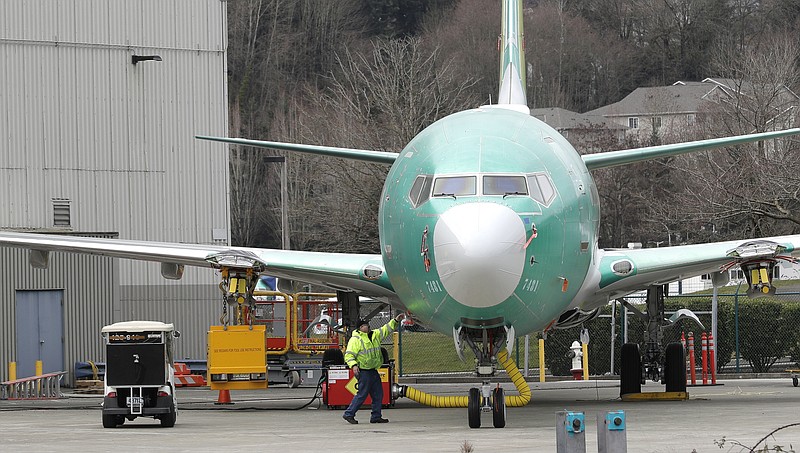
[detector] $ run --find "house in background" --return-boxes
[530,107,627,153]
[585,78,800,143]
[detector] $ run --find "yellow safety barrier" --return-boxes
[9,362,16,381]
[582,343,589,381]
[291,292,339,354]
[539,338,546,382]
[401,349,531,408]
[251,290,293,355]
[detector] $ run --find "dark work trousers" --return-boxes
[343,368,383,421]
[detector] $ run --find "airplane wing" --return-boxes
[195,135,399,165]
[0,231,396,298]
[582,128,800,170]
[591,235,800,301]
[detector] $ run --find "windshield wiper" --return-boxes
[433,192,457,199]
[503,191,525,198]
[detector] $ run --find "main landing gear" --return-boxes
[620,285,701,396]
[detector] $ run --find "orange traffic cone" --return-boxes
[214,389,233,405]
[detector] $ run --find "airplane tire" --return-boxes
[492,387,506,428]
[793,377,798,387]
[620,343,642,396]
[468,388,481,429]
[664,342,686,393]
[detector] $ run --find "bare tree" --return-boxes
[674,31,800,239]
[227,0,365,247]
[274,37,480,253]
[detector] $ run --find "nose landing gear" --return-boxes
[467,383,507,428]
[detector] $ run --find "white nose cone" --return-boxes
[433,203,526,308]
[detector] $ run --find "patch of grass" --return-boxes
[384,331,540,375]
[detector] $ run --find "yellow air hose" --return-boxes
[399,349,531,408]
[498,349,531,407]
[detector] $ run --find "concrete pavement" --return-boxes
[1,378,798,452]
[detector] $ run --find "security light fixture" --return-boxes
[131,54,162,64]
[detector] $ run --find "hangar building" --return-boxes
[0,0,230,385]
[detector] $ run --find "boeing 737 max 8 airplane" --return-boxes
[1,0,799,428]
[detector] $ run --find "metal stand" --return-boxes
[556,411,586,453]
[597,410,627,453]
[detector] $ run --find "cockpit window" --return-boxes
[408,175,434,207]
[527,173,556,206]
[412,173,555,206]
[432,176,476,197]
[483,175,528,196]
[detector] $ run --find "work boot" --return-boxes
[370,417,389,423]
[343,415,358,424]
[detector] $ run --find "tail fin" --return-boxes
[497,0,526,105]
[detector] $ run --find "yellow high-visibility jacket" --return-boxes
[344,319,398,370]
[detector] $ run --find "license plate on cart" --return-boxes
[126,396,144,413]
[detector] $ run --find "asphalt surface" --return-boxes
[1,377,799,452]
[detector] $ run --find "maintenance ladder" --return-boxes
[1,371,67,400]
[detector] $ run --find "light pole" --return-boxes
[264,156,289,250]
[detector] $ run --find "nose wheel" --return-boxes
[467,384,507,428]
[492,387,506,428]
[468,388,481,428]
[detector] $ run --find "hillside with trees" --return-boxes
[226,0,800,251]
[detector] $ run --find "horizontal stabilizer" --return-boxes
[196,136,398,165]
[583,128,800,170]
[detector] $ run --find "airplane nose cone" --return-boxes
[433,203,526,308]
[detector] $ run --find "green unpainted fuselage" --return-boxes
[379,105,600,335]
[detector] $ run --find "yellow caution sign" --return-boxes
[344,377,359,395]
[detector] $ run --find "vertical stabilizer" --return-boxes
[497,0,526,105]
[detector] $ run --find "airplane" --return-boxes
[2,0,800,429]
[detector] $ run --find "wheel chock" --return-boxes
[621,391,688,401]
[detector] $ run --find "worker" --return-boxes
[342,312,404,424]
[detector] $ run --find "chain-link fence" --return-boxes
[391,289,800,377]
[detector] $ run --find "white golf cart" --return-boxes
[101,321,180,428]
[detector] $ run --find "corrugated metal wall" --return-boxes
[0,0,229,384]
[0,243,117,385]
[0,0,229,276]
[119,285,220,361]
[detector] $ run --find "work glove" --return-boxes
[394,313,405,322]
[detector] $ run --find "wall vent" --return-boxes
[52,199,72,227]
